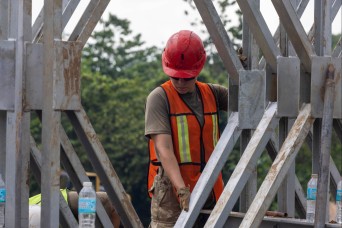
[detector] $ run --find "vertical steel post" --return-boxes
[313,0,332,225]
[315,65,335,228]
[0,112,5,177]
[312,0,332,173]
[0,0,8,179]
[41,0,62,227]
[278,118,296,217]
[239,0,260,213]
[277,0,299,218]
[5,0,31,226]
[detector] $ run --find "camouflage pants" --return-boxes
[149,173,181,228]
[149,172,216,228]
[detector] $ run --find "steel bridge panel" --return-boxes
[0,0,9,39]
[272,0,314,72]
[258,0,309,70]
[205,103,279,228]
[175,112,242,227]
[239,104,315,227]
[277,57,300,117]
[53,41,81,110]
[68,0,99,41]
[25,43,43,110]
[40,0,63,226]
[0,40,15,110]
[75,0,111,48]
[238,70,266,129]
[311,56,342,119]
[236,0,281,73]
[25,42,81,111]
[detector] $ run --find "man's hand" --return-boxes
[177,186,190,211]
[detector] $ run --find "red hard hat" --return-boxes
[162,30,206,78]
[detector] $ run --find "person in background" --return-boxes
[145,30,228,227]
[28,172,121,227]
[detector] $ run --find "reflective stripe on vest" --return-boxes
[212,114,218,147]
[176,115,192,163]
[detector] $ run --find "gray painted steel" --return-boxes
[239,129,256,213]
[193,0,244,86]
[52,41,82,110]
[315,64,336,227]
[272,0,314,72]
[311,56,342,119]
[236,0,281,72]
[59,125,113,227]
[239,104,314,227]
[224,212,342,228]
[175,113,241,227]
[277,57,300,117]
[238,70,266,129]
[0,41,15,110]
[41,0,62,226]
[278,118,296,218]
[205,103,279,228]
[67,108,143,228]
[0,0,340,227]
[30,135,79,228]
[25,43,43,110]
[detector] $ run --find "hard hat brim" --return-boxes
[162,52,206,78]
[162,64,201,78]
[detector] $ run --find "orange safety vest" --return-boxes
[147,80,224,201]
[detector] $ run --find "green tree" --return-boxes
[82,14,159,79]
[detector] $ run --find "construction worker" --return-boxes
[28,172,121,227]
[29,190,120,227]
[145,30,228,227]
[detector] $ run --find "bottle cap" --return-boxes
[83,181,92,187]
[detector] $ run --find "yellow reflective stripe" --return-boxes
[212,114,218,147]
[176,115,191,163]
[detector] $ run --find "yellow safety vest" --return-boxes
[29,189,68,205]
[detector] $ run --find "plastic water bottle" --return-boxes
[0,174,5,228]
[78,182,96,228]
[336,179,342,224]
[306,174,318,223]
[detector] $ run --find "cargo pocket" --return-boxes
[151,175,181,225]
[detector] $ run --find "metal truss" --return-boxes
[0,0,143,227]
[175,0,342,227]
[0,0,341,227]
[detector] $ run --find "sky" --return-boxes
[32,0,341,48]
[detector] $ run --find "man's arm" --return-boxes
[151,133,190,211]
[151,133,185,191]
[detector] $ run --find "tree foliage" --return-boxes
[29,2,341,226]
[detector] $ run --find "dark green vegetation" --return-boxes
[30,1,341,226]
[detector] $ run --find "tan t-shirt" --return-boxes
[145,81,228,137]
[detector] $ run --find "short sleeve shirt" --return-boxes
[145,82,228,137]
